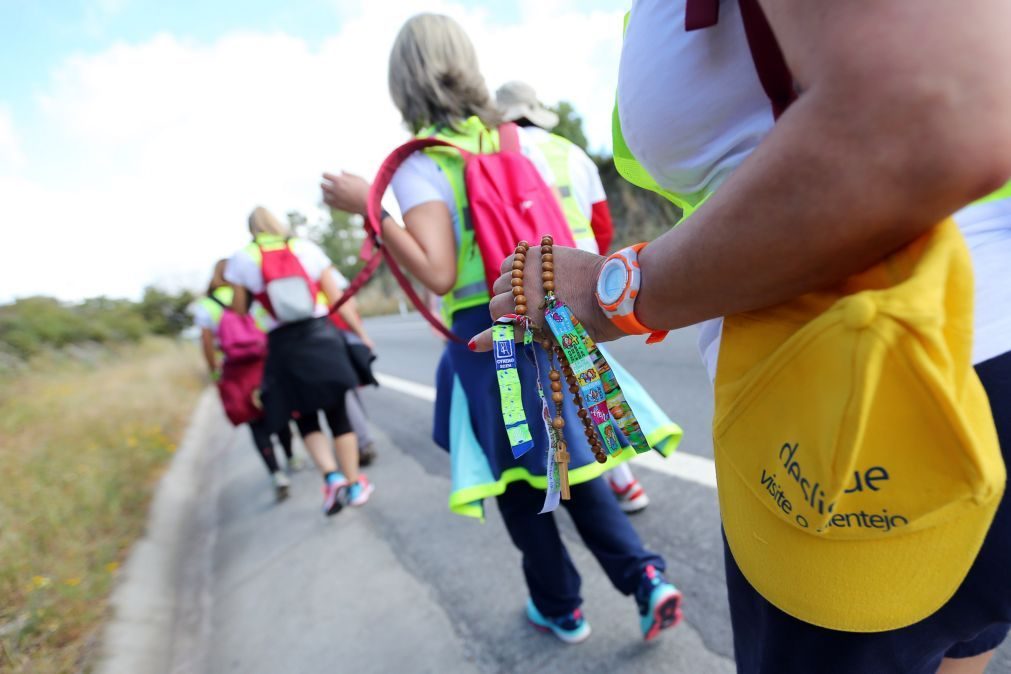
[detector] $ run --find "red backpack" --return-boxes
[332,123,575,342]
[255,239,321,323]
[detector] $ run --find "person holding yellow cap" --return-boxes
[477,1,1011,672]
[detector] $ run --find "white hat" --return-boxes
[495,81,559,130]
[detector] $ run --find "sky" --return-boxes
[0,0,628,302]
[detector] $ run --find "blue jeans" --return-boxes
[495,477,665,617]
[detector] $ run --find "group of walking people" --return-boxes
[201,1,1011,671]
[194,208,377,513]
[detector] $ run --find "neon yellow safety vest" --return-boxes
[417,116,501,325]
[535,133,595,247]
[241,233,292,264]
[242,233,328,316]
[199,285,235,331]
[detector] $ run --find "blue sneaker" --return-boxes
[345,475,374,507]
[635,565,683,641]
[526,598,591,644]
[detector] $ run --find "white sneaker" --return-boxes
[273,471,291,501]
[608,477,649,514]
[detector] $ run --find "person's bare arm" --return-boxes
[321,171,457,294]
[230,286,250,316]
[336,297,375,350]
[200,328,217,374]
[322,273,377,349]
[475,0,1011,349]
[379,203,457,295]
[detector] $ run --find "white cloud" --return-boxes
[3,0,625,302]
[0,106,24,169]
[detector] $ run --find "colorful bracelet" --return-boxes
[500,236,656,506]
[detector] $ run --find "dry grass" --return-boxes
[0,338,203,673]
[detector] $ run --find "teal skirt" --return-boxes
[432,305,683,519]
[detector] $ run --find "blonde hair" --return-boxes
[248,206,289,237]
[389,13,501,133]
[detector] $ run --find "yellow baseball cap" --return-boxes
[713,219,1005,632]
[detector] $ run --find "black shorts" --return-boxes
[261,317,358,434]
[725,350,1011,674]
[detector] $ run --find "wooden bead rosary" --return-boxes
[512,236,608,500]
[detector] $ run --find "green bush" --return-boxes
[0,288,194,360]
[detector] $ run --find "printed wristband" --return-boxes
[570,316,651,453]
[493,320,534,458]
[545,302,622,455]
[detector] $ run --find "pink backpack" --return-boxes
[210,296,267,363]
[332,123,576,342]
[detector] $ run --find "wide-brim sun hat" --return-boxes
[495,80,559,130]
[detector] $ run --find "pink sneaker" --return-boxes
[322,479,346,517]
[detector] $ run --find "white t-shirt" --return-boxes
[224,238,334,325]
[191,300,216,332]
[618,0,1011,377]
[389,126,556,244]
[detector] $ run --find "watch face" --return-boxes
[597,258,630,306]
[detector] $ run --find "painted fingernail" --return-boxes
[467,338,477,351]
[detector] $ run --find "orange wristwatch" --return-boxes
[594,243,668,344]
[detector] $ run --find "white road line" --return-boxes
[375,372,437,402]
[374,371,718,489]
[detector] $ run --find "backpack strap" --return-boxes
[328,137,470,343]
[498,122,521,153]
[738,0,796,118]
[208,293,228,310]
[685,0,797,119]
[685,0,719,30]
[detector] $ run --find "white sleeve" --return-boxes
[329,267,349,290]
[191,301,214,331]
[224,249,264,294]
[390,152,454,214]
[293,239,334,282]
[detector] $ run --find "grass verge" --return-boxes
[0,338,203,673]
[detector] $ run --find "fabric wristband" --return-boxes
[545,301,622,455]
[571,316,651,453]
[493,320,534,458]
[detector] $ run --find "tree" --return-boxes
[310,209,370,280]
[549,101,589,151]
[137,287,196,336]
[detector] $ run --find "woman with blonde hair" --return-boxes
[225,206,372,515]
[323,13,681,644]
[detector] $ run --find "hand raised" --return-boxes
[321,171,370,216]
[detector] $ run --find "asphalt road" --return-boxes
[201,314,1010,674]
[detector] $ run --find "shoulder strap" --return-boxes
[498,122,521,153]
[328,137,468,343]
[738,0,796,118]
[685,0,797,118]
[208,294,228,310]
